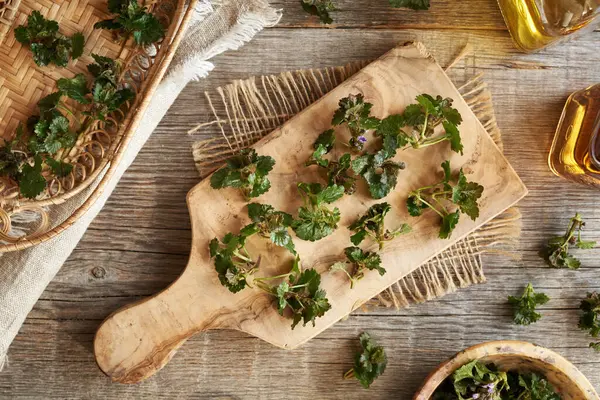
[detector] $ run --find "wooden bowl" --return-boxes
[413,340,599,400]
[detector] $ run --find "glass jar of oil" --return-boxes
[497,0,600,51]
[549,84,600,187]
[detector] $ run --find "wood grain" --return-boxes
[93,42,527,384]
[1,7,600,399]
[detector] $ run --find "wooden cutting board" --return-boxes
[94,42,528,384]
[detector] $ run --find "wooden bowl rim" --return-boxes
[413,340,599,400]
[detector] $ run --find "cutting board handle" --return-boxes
[94,261,233,383]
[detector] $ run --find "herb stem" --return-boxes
[417,196,445,219]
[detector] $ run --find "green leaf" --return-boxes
[37,92,63,113]
[541,213,594,269]
[301,0,335,24]
[209,228,259,293]
[306,144,329,168]
[350,230,368,246]
[443,121,463,155]
[293,205,340,242]
[57,74,90,104]
[439,211,460,239]
[517,373,561,400]
[317,184,344,204]
[95,0,165,45]
[441,160,452,185]
[577,240,596,250]
[45,157,73,177]
[209,149,275,198]
[353,153,405,200]
[332,94,380,151]
[452,169,484,220]
[508,283,549,325]
[14,26,31,44]
[313,129,336,152]
[579,292,600,338]
[49,115,70,135]
[345,332,387,389]
[15,11,84,67]
[70,32,85,59]
[19,155,46,199]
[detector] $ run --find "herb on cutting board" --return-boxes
[376,94,463,155]
[432,360,560,400]
[343,332,387,389]
[255,256,331,329]
[210,149,276,199]
[292,182,344,241]
[349,202,411,249]
[330,247,383,289]
[300,0,336,24]
[540,213,596,269]
[209,224,261,293]
[407,161,484,239]
[579,292,600,351]
[14,11,85,67]
[95,0,165,45]
[247,203,296,255]
[332,94,381,152]
[508,283,549,326]
[306,130,357,195]
[351,151,406,200]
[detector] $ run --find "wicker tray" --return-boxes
[0,0,195,252]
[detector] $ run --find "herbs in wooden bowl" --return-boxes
[413,341,599,400]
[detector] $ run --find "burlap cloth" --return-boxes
[0,0,281,371]
[189,52,522,310]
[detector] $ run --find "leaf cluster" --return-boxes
[210,149,276,199]
[95,0,165,45]
[332,94,381,152]
[344,332,387,389]
[508,283,549,326]
[433,360,560,400]
[331,247,383,289]
[306,129,357,194]
[14,11,84,67]
[349,202,411,249]
[579,292,600,350]
[300,0,336,24]
[86,54,135,121]
[209,224,261,293]
[0,94,77,198]
[351,151,406,200]
[407,161,483,239]
[389,0,430,9]
[292,182,344,241]
[540,213,596,269]
[247,203,296,254]
[375,94,463,155]
[257,257,331,329]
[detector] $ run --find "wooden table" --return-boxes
[1,1,599,398]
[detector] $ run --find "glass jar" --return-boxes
[548,84,600,187]
[497,0,600,52]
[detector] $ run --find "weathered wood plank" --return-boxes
[270,0,508,29]
[2,17,600,399]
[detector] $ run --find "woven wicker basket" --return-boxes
[0,0,196,252]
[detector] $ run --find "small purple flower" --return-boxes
[472,394,479,399]
[484,382,496,393]
[357,135,367,143]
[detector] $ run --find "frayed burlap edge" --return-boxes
[189,55,521,310]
